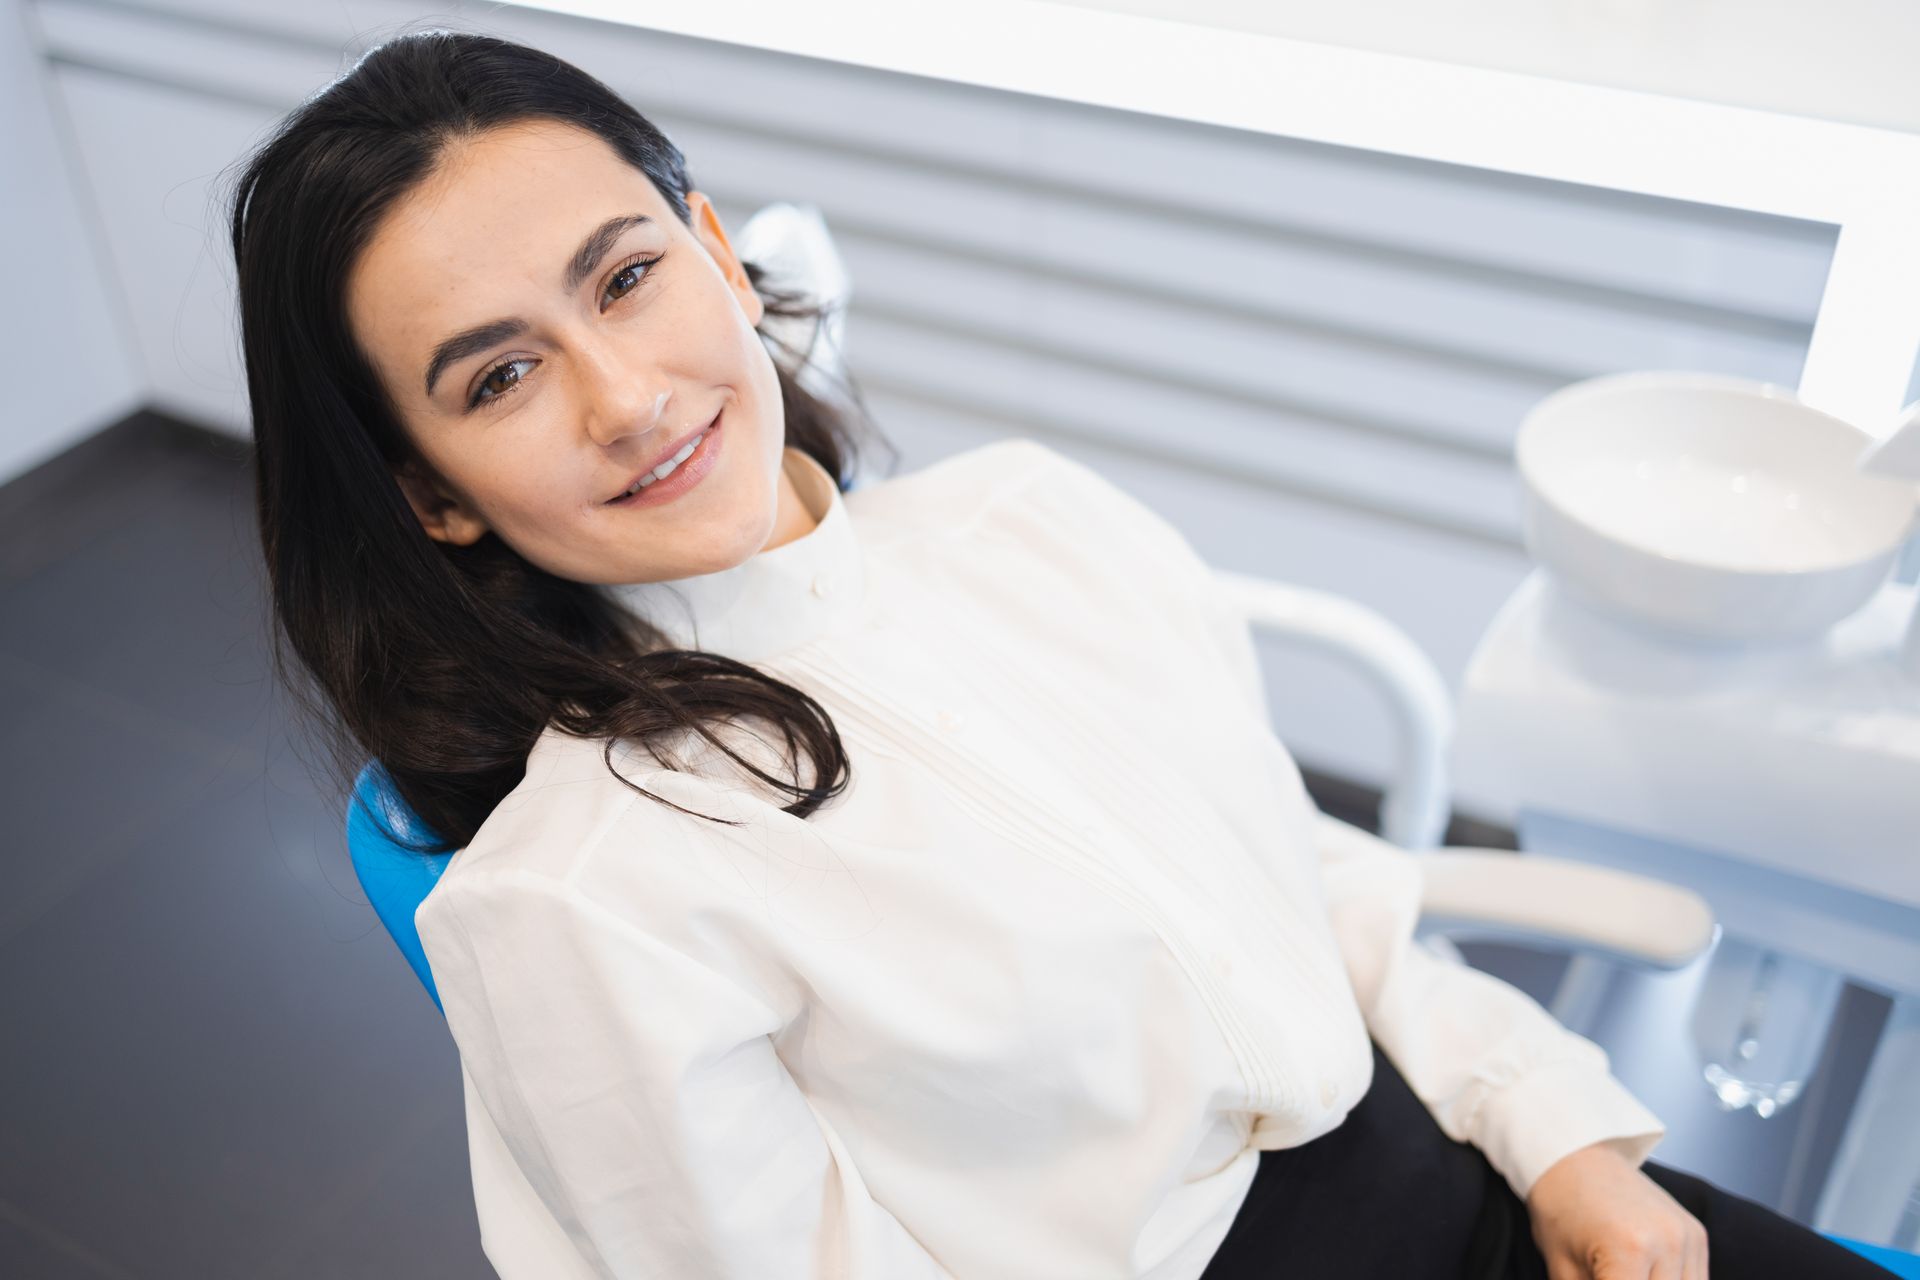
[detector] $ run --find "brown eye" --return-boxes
[603,253,664,307]
[468,357,534,409]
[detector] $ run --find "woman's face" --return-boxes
[345,117,807,585]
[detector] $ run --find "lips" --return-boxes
[605,410,720,503]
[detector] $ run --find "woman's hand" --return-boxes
[1524,1142,1709,1279]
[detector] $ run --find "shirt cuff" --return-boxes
[1471,1056,1668,1202]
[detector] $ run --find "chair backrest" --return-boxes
[347,760,453,1012]
[732,200,853,413]
[346,201,857,1011]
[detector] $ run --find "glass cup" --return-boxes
[1688,936,1846,1117]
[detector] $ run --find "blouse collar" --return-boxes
[600,445,865,664]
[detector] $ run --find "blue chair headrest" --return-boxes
[346,760,454,1013]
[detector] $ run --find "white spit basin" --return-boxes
[1515,371,1917,644]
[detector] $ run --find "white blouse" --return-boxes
[414,438,1666,1280]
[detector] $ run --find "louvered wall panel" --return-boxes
[33,0,1845,816]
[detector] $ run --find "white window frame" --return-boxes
[509,0,1920,444]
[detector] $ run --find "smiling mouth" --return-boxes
[605,411,720,503]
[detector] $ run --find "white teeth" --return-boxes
[654,436,700,477]
[622,430,706,496]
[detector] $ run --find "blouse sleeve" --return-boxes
[1033,441,1666,1204]
[419,862,957,1279]
[1302,810,1666,1202]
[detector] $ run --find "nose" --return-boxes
[576,336,670,449]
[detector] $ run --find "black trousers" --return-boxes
[1199,1041,1901,1279]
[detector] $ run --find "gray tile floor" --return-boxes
[0,409,1889,1275]
[1,412,487,1278]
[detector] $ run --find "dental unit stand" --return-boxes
[1454,559,1920,1249]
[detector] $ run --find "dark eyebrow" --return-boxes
[423,318,527,400]
[563,212,652,294]
[421,212,654,399]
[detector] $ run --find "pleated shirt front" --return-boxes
[415,438,1665,1279]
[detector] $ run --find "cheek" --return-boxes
[481,447,588,533]
[690,277,770,371]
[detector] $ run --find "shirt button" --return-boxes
[811,572,835,598]
[935,708,965,732]
[1319,1078,1340,1108]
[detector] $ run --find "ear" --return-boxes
[687,189,765,328]
[394,460,489,546]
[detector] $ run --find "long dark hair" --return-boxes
[224,27,893,852]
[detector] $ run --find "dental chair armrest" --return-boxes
[1316,813,1717,971]
[1214,570,1453,849]
[1417,849,1718,971]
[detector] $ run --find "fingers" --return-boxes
[1661,1190,1710,1279]
[1620,1212,1709,1280]
[1530,1163,1709,1280]
[1684,1214,1710,1280]
[1544,1257,1589,1280]
[1659,1202,1709,1280]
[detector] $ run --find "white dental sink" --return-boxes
[1515,371,1917,644]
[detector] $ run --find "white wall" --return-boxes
[1062,0,1920,138]
[0,0,140,482]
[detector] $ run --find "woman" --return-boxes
[225,27,1899,1280]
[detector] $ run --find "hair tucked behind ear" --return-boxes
[223,26,896,852]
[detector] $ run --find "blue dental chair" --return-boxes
[344,203,1920,1279]
[347,757,453,1014]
